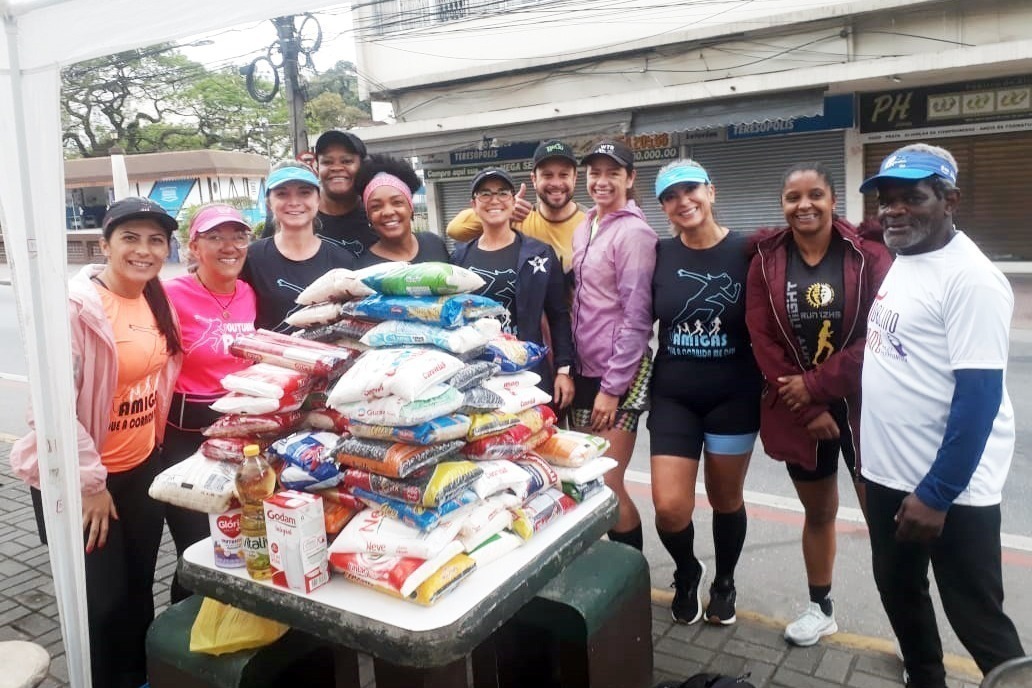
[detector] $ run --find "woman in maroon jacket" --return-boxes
[746,162,891,648]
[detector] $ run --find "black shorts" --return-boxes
[785,400,858,482]
[647,360,762,458]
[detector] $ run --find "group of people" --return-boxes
[7,126,1024,688]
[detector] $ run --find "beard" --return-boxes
[537,188,573,211]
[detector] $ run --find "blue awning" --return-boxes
[632,89,826,134]
[148,178,196,216]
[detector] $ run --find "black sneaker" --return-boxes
[705,579,737,625]
[670,562,706,624]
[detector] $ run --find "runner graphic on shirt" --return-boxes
[668,271,741,358]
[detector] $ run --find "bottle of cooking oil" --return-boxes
[235,443,276,581]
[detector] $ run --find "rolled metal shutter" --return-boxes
[436,179,474,251]
[691,131,847,234]
[633,164,672,238]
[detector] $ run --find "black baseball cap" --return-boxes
[470,167,516,196]
[532,140,577,169]
[314,130,367,157]
[102,197,177,236]
[580,139,634,170]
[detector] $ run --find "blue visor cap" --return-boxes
[859,150,958,193]
[655,165,711,198]
[266,165,320,193]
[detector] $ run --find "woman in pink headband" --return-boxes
[354,155,449,267]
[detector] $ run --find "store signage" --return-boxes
[148,179,196,216]
[448,142,538,166]
[859,75,1032,133]
[727,95,854,140]
[426,159,534,181]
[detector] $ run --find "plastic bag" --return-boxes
[534,429,611,468]
[449,362,501,391]
[360,320,489,354]
[296,317,379,344]
[495,386,553,415]
[296,264,405,304]
[229,329,358,377]
[352,488,478,531]
[149,452,238,514]
[210,391,303,415]
[478,338,548,373]
[313,485,365,512]
[516,405,557,435]
[203,411,304,438]
[466,410,521,440]
[515,454,560,499]
[361,262,486,296]
[189,598,289,655]
[458,496,514,552]
[343,460,482,508]
[334,437,465,479]
[269,431,342,491]
[509,487,577,540]
[481,371,542,394]
[459,386,505,415]
[331,385,464,427]
[561,477,606,503]
[221,363,313,400]
[324,500,362,535]
[462,425,534,461]
[199,437,271,462]
[302,407,350,433]
[470,459,535,499]
[468,531,522,567]
[330,545,474,604]
[348,414,471,446]
[553,456,618,485]
[351,293,507,329]
[329,507,465,560]
[329,348,464,404]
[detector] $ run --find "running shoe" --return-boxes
[670,562,706,625]
[784,601,838,646]
[705,578,737,625]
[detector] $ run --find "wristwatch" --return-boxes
[557,366,571,376]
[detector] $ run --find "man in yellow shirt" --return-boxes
[447,140,584,273]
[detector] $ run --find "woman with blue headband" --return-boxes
[649,159,761,627]
[241,161,357,332]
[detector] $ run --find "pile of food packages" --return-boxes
[150,262,617,606]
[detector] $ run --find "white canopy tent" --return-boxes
[0,2,336,685]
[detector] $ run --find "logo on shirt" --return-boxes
[469,267,518,334]
[866,300,908,362]
[528,256,549,274]
[805,283,835,308]
[188,316,254,355]
[668,270,741,358]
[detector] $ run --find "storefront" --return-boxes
[859,75,1032,260]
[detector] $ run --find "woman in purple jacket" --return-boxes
[570,139,658,550]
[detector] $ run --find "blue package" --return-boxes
[478,339,548,373]
[351,293,507,329]
[351,487,478,531]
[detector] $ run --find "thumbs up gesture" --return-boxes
[512,183,532,223]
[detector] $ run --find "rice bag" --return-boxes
[360,320,489,355]
[458,496,514,552]
[515,454,561,499]
[468,531,522,567]
[471,459,536,499]
[561,477,606,503]
[448,362,500,391]
[525,426,557,451]
[331,385,464,427]
[481,371,542,394]
[229,330,358,377]
[516,405,558,435]
[466,410,521,440]
[284,302,350,329]
[148,452,238,513]
[199,437,271,462]
[509,487,578,540]
[361,262,486,297]
[296,317,379,344]
[296,263,405,304]
[351,293,507,329]
[329,541,464,598]
[351,488,478,531]
[343,461,482,508]
[203,411,304,438]
[459,386,505,415]
[348,414,471,446]
[221,363,313,400]
[324,500,362,535]
[313,485,365,512]
[553,457,618,485]
[333,437,465,479]
[328,348,464,404]
[495,386,553,415]
[414,553,477,605]
[302,408,350,433]
[534,429,612,468]
[329,507,464,559]
[478,338,548,373]
[269,431,342,490]
[462,425,534,461]
[210,391,305,415]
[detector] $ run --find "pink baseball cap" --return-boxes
[189,204,252,240]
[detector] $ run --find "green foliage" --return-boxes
[177,196,257,243]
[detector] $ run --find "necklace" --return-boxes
[195,273,237,320]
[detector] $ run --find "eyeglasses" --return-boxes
[474,189,514,201]
[199,233,250,248]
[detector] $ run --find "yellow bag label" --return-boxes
[189,597,289,656]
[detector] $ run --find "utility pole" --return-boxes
[272,16,309,157]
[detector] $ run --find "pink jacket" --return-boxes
[10,265,182,495]
[571,201,658,396]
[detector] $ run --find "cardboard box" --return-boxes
[263,490,329,593]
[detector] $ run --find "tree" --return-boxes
[304,60,372,131]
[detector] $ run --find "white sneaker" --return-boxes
[784,601,838,646]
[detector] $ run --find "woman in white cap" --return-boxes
[242,161,357,332]
[10,197,183,688]
[570,139,658,551]
[161,203,257,603]
[353,154,449,267]
[649,159,761,626]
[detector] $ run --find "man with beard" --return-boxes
[859,143,1024,688]
[262,130,379,257]
[448,139,584,274]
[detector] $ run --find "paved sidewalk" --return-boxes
[0,443,985,688]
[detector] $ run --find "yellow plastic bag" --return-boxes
[189,597,289,656]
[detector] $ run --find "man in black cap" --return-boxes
[262,130,379,257]
[447,139,584,273]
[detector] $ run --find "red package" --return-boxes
[199,437,270,462]
[221,363,313,399]
[313,485,366,511]
[203,411,305,438]
[229,330,359,377]
[324,501,362,535]
[303,408,350,434]
[462,424,534,461]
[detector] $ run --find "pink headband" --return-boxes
[362,173,413,210]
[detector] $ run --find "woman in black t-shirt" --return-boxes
[241,161,357,332]
[649,159,761,628]
[353,155,449,268]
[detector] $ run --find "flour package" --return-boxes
[295,263,407,305]
[327,348,463,404]
[330,385,464,427]
[360,262,486,297]
[360,320,489,355]
[480,371,542,394]
[148,452,238,513]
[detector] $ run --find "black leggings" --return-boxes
[32,449,164,688]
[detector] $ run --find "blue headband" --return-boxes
[655,165,711,198]
[859,150,958,193]
[266,166,320,194]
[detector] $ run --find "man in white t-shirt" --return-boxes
[859,143,1024,688]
